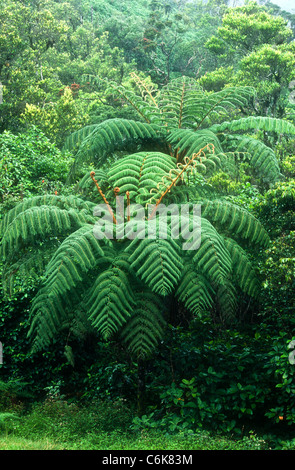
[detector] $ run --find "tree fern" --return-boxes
[2,76,286,359]
[66,75,295,184]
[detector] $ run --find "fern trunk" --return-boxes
[137,359,146,417]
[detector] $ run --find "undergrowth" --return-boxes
[0,394,276,450]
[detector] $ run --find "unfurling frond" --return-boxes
[2,242,56,295]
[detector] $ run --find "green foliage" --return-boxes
[127,318,295,443]
[0,145,270,358]
[206,1,292,60]
[265,333,295,426]
[0,127,73,214]
[20,87,89,148]
[1,0,295,444]
[3,76,287,361]
[67,75,295,185]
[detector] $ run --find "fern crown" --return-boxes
[2,75,294,358]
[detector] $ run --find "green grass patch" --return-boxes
[0,398,272,450]
[0,429,269,451]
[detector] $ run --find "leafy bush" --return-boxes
[136,318,295,436]
[0,127,73,213]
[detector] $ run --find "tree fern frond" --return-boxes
[191,217,232,287]
[2,241,57,295]
[167,128,223,163]
[176,264,214,317]
[209,116,295,135]
[66,119,161,175]
[223,236,260,298]
[0,206,95,259]
[0,195,96,237]
[158,76,204,129]
[77,168,109,193]
[193,86,255,130]
[201,199,270,246]
[216,278,237,321]
[225,135,281,182]
[84,261,135,339]
[107,151,176,203]
[42,225,106,297]
[146,145,216,209]
[125,220,183,296]
[93,75,163,125]
[120,291,166,358]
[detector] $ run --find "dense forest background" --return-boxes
[0,0,295,449]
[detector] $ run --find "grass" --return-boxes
[0,430,269,451]
[0,436,62,450]
[0,397,272,450]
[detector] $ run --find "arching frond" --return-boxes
[84,256,135,339]
[120,291,166,358]
[176,264,214,317]
[201,199,270,246]
[216,278,237,321]
[223,236,260,298]
[77,168,109,193]
[0,195,96,237]
[1,205,95,260]
[209,116,295,135]
[66,119,161,175]
[191,217,232,287]
[43,224,106,297]
[167,128,223,164]
[125,220,183,296]
[192,86,255,129]
[225,135,281,182]
[2,241,57,295]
